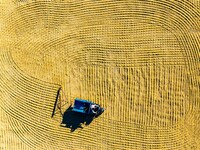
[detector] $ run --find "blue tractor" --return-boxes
[72,98,105,118]
[51,88,105,131]
[52,87,105,118]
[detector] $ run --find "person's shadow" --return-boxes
[60,105,94,132]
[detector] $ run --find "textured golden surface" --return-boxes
[0,0,199,149]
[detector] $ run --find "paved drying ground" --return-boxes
[0,0,199,149]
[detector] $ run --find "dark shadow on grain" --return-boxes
[51,87,62,118]
[60,106,94,132]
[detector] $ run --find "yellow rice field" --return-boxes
[0,0,199,149]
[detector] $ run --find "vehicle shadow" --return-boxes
[60,106,94,132]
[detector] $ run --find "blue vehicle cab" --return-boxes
[72,98,105,117]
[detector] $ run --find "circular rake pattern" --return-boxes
[0,1,200,149]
